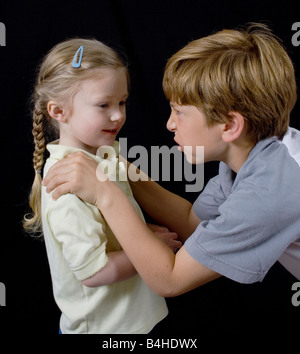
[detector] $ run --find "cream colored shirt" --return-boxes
[41,141,168,334]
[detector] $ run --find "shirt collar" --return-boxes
[46,140,125,181]
[46,140,120,163]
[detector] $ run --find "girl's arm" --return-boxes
[82,225,181,287]
[82,251,136,287]
[120,156,201,242]
[43,152,220,296]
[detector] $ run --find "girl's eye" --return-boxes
[119,100,127,106]
[99,103,108,108]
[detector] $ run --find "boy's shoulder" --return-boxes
[231,133,300,215]
[211,132,300,206]
[240,134,300,182]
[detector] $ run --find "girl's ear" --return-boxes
[47,101,67,122]
[221,111,245,143]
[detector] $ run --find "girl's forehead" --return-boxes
[89,66,126,78]
[76,69,128,98]
[83,67,127,84]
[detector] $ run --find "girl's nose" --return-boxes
[110,109,125,122]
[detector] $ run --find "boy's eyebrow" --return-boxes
[170,102,181,109]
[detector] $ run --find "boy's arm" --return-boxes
[95,180,220,296]
[120,156,201,242]
[81,182,217,294]
[82,225,182,287]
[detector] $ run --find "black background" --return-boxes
[1,0,300,345]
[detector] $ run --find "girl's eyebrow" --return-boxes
[92,93,129,101]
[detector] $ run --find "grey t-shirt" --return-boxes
[185,136,300,283]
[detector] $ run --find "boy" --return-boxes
[43,23,300,296]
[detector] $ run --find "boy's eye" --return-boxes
[170,104,182,116]
[99,103,109,108]
[119,100,127,106]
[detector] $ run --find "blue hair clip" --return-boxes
[72,45,84,68]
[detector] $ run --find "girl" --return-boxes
[23,38,180,334]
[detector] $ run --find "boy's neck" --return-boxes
[223,138,256,173]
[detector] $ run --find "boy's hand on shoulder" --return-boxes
[42,151,108,206]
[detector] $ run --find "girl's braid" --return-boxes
[32,110,46,173]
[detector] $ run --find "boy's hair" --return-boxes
[163,23,297,141]
[23,38,129,235]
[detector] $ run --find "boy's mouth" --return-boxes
[174,137,183,151]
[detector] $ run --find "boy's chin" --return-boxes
[183,149,205,165]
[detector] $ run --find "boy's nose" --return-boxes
[166,114,176,132]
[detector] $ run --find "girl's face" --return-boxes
[166,102,226,164]
[60,68,128,154]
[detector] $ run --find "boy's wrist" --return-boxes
[95,179,117,211]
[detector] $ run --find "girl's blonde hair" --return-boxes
[163,23,297,141]
[23,38,129,235]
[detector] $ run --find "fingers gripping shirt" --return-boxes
[185,137,300,283]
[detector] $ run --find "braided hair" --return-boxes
[23,38,128,236]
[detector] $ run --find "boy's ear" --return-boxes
[47,101,67,122]
[221,111,245,143]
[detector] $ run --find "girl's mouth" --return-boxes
[103,129,118,134]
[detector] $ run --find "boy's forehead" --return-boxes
[170,101,192,109]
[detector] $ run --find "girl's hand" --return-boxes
[146,223,182,253]
[42,151,107,205]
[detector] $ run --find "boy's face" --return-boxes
[167,102,226,164]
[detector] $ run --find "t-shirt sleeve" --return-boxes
[193,175,225,221]
[186,178,298,283]
[193,162,236,221]
[45,193,108,281]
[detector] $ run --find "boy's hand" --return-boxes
[147,223,182,253]
[42,151,106,205]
